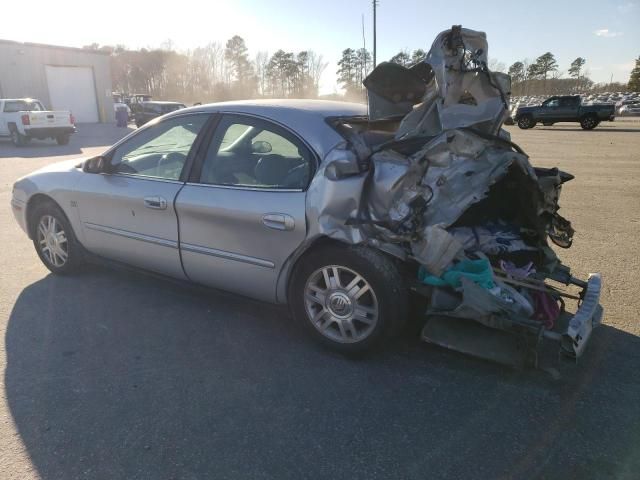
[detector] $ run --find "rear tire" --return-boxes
[580,115,599,130]
[289,244,408,354]
[30,200,84,275]
[10,128,27,146]
[56,134,70,145]
[517,115,535,129]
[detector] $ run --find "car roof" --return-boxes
[169,99,368,159]
[142,101,183,105]
[188,99,367,117]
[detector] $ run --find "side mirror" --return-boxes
[251,140,272,154]
[83,155,108,174]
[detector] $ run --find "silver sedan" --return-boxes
[11,100,407,353]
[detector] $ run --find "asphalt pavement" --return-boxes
[1,122,639,480]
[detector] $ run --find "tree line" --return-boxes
[87,36,328,104]
[85,37,640,104]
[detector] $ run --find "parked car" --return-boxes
[515,95,615,130]
[618,103,640,116]
[134,101,186,127]
[11,97,602,360]
[127,93,152,117]
[0,98,75,146]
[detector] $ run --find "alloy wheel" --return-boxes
[304,265,379,344]
[37,215,68,267]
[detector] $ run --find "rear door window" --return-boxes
[195,115,314,190]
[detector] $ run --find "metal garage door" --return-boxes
[45,66,99,123]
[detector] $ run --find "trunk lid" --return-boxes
[26,110,72,127]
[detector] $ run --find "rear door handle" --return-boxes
[262,213,295,231]
[144,196,167,210]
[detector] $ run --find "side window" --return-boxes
[111,114,208,180]
[545,99,560,108]
[560,97,578,107]
[4,101,20,112]
[198,116,313,190]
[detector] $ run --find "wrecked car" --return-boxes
[11,26,602,366]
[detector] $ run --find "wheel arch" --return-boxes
[276,236,352,304]
[25,194,70,240]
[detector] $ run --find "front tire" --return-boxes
[580,115,599,130]
[289,245,408,353]
[517,115,535,129]
[31,201,84,274]
[56,134,70,145]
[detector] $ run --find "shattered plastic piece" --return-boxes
[411,225,463,277]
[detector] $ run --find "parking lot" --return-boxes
[1,121,640,479]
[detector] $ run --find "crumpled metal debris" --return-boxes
[308,25,574,305]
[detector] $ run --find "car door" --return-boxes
[175,113,313,302]
[556,97,579,120]
[75,113,210,278]
[538,98,560,121]
[0,101,7,135]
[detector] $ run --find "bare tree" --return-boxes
[308,51,328,96]
[488,58,506,73]
[255,51,269,97]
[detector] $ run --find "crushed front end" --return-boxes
[308,26,602,367]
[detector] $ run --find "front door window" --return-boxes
[111,114,208,180]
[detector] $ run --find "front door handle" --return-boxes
[262,213,295,231]
[144,196,167,210]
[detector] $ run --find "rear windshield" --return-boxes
[3,100,45,112]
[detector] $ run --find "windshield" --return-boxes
[3,100,45,112]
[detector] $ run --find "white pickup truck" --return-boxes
[0,98,76,146]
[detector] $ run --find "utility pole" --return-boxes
[372,0,378,67]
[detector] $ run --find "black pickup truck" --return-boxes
[515,95,615,130]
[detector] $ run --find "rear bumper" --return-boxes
[419,271,603,367]
[24,126,76,138]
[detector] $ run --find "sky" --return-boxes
[2,0,638,94]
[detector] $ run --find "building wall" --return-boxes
[0,40,114,122]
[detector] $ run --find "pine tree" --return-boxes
[628,56,640,92]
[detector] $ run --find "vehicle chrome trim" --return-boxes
[184,182,303,193]
[112,173,185,185]
[83,222,178,249]
[180,242,275,269]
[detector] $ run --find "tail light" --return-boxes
[21,114,30,125]
[70,114,75,125]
